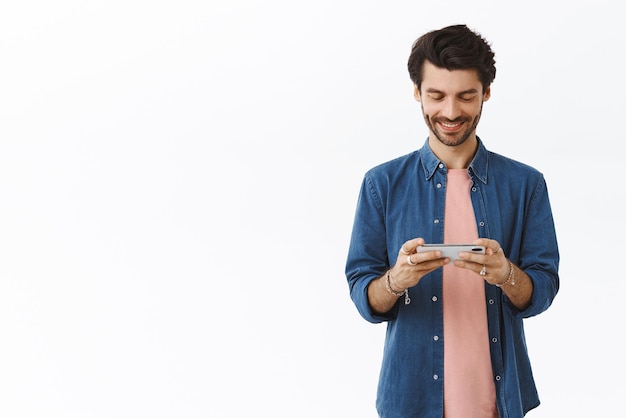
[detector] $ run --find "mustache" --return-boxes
[432,117,470,123]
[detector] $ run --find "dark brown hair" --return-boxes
[407,24,496,92]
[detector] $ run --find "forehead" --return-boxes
[421,61,483,93]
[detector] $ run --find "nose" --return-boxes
[441,98,462,120]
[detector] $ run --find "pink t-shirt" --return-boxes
[443,169,498,418]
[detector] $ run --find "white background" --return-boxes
[0,1,623,417]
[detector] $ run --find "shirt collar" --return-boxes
[419,137,489,184]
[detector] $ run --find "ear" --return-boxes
[413,84,421,102]
[483,86,491,102]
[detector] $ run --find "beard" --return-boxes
[422,103,483,147]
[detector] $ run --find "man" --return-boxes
[345,24,559,418]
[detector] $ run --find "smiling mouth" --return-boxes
[438,120,464,132]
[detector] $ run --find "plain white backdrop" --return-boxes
[0,1,624,417]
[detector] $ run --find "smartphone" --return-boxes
[416,244,486,261]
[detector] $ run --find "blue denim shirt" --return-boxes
[345,139,559,418]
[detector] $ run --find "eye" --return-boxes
[459,95,476,102]
[428,94,444,101]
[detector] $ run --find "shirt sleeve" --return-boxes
[510,174,560,318]
[345,173,399,323]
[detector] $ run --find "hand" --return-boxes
[389,238,450,291]
[454,238,509,285]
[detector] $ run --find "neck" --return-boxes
[428,136,478,169]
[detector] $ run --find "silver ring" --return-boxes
[400,246,410,255]
[480,265,487,276]
[407,255,417,266]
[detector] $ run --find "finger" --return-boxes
[487,244,504,256]
[409,250,448,266]
[400,237,426,254]
[408,256,449,271]
[473,238,502,256]
[453,258,486,275]
[457,251,486,264]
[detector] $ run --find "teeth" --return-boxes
[441,122,461,128]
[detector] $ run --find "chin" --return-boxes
[435,132,470,147]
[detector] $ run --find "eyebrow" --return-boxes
[425,88,479,95]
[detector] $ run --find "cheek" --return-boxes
[420,103,436,117]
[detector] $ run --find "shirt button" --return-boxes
[436,183,442,189]
[432,296,438,302]
[479,221,485,227]
[495,375,501,381]
[433,374,439,380]
[433,335,439,341]
[472,187,477,192]
[492,337,498,343]
[438,163,444,169]
[489,299,494,304]
[434,219,440,224]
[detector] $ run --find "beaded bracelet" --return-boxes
[495,260,516,288]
